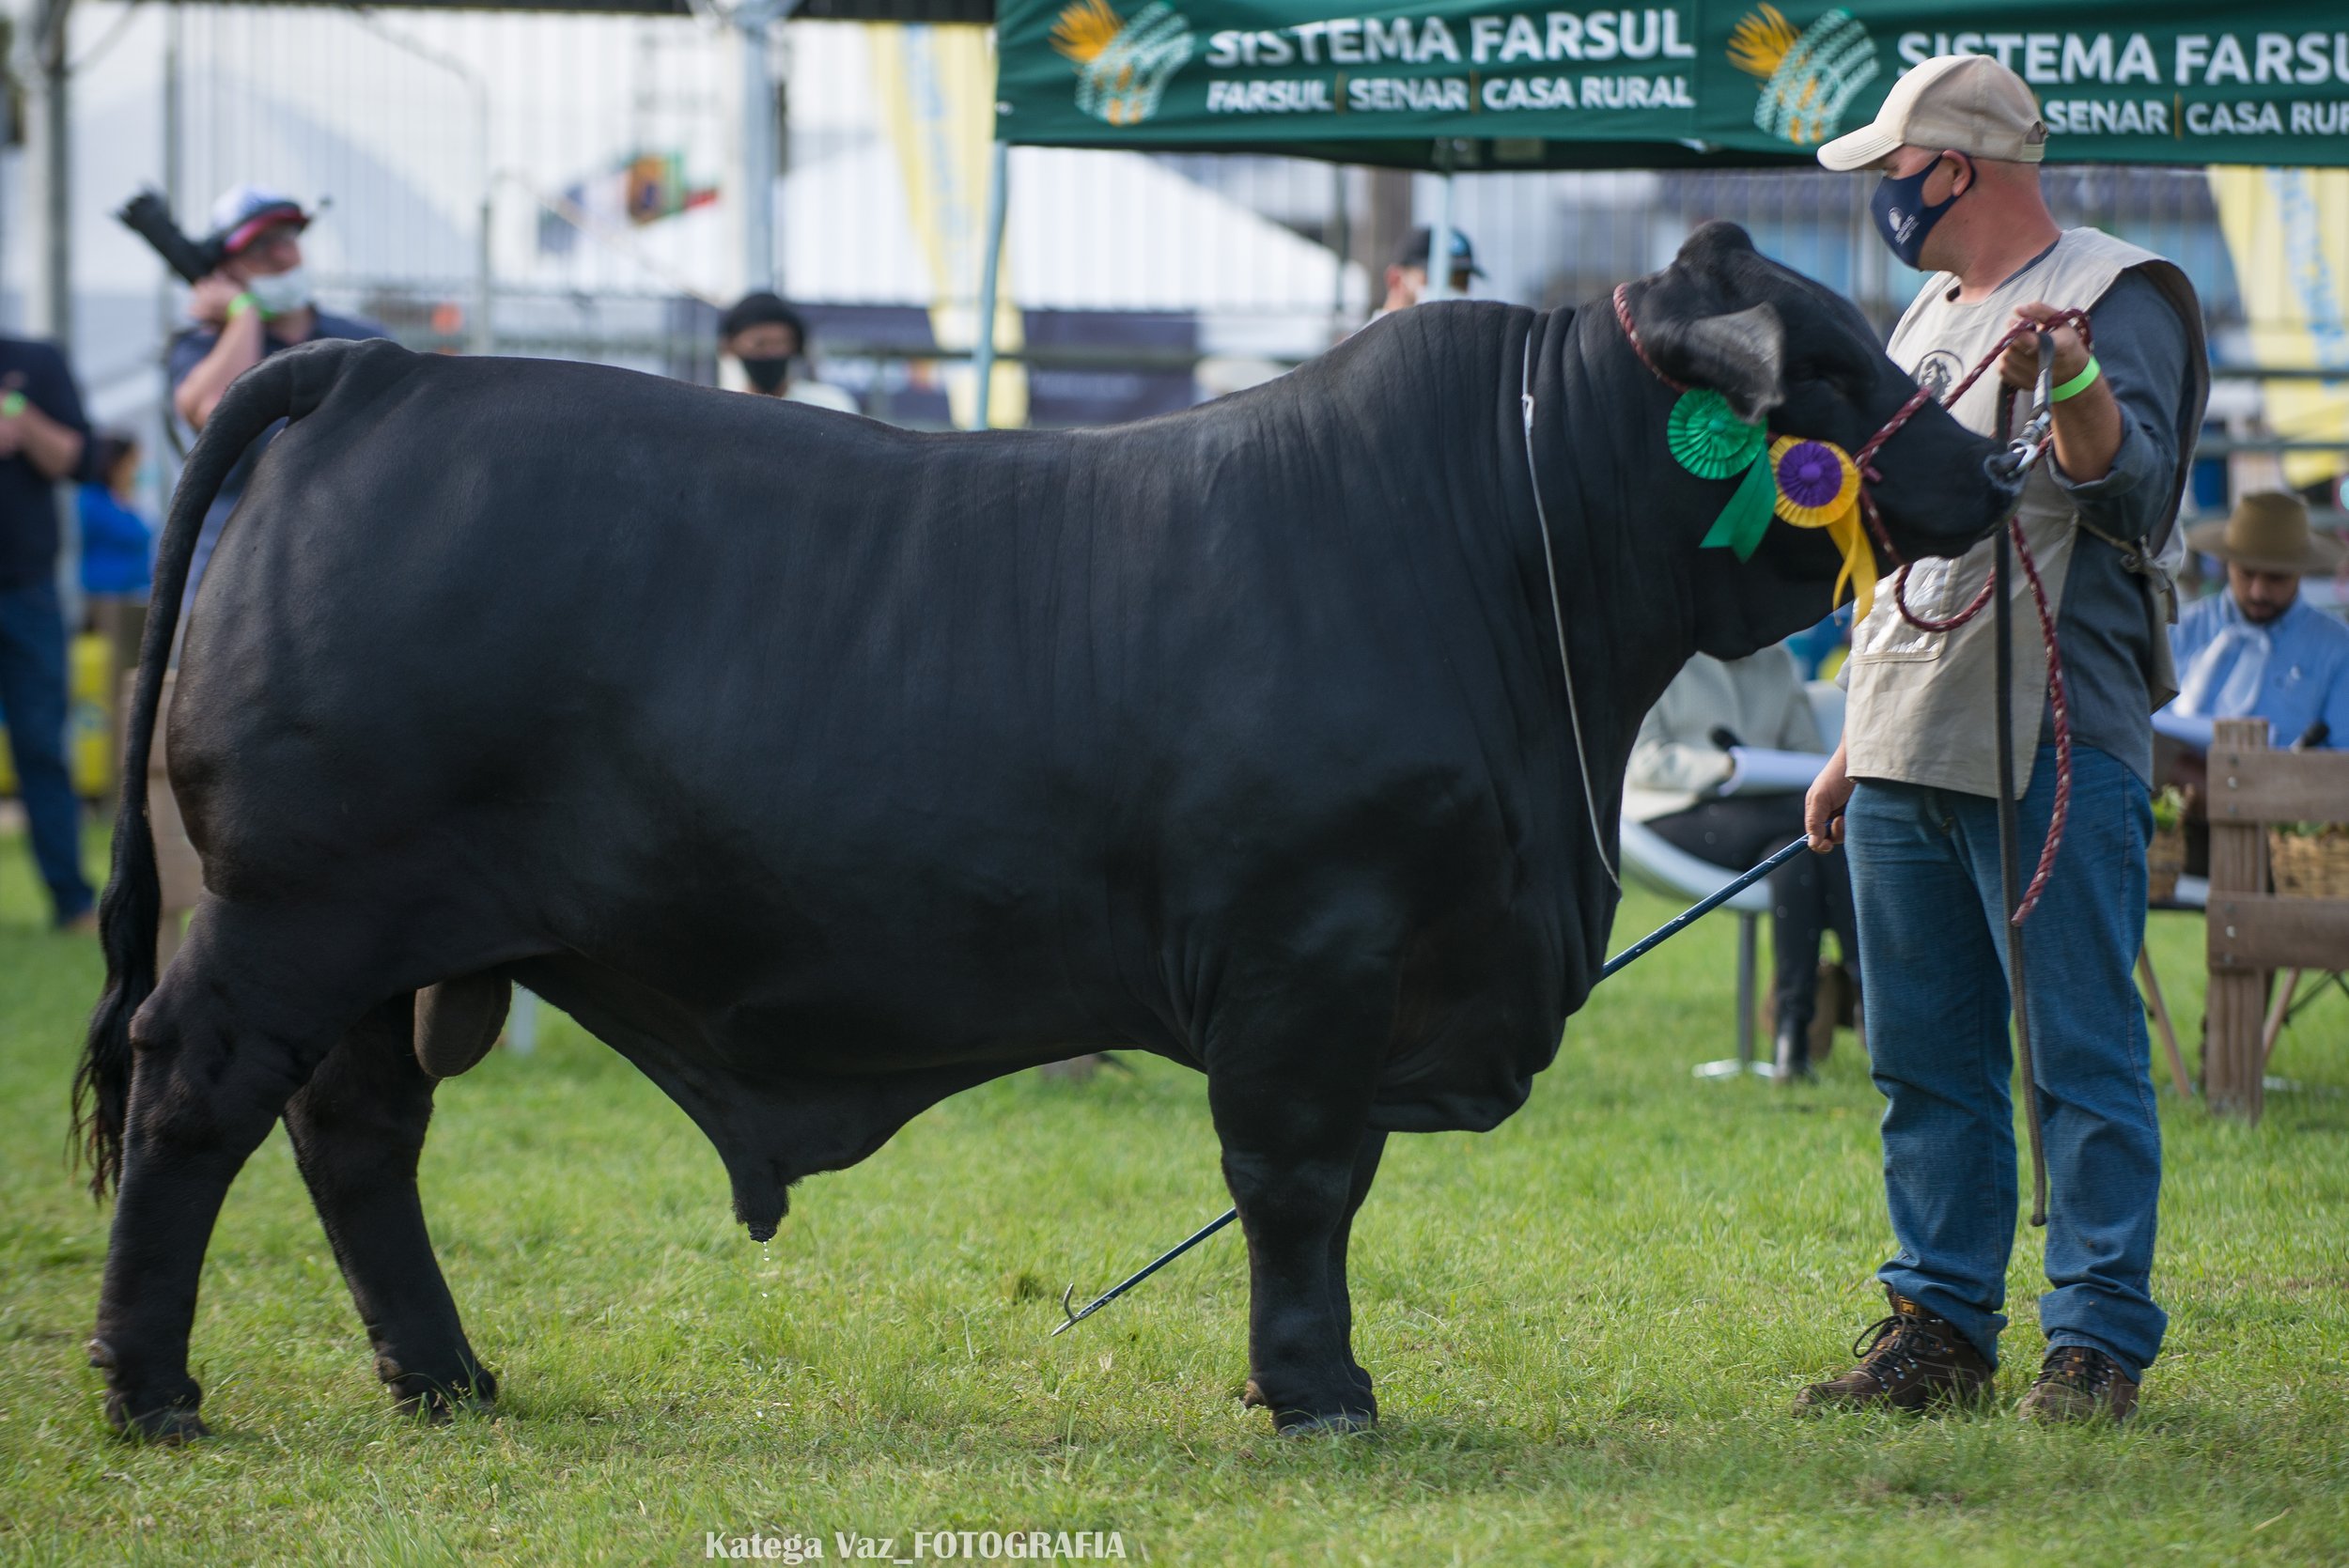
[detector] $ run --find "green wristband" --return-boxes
[0,392,23,419]
[2050,355,2101,403]
[226,292,261,321]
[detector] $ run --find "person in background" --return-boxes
[169,185,386,591]
[2162,491,2348,750]
[1377,226,1483,314]
[79,431,154,601]
[1626,645,1856,1082]
[0,332,97,930]
[1782,606,1852,681]
[718,293,859,413]
[79,429,155,686]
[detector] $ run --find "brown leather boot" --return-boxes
[1794,1287,1995,1415]
[2015,1344,2139,1423]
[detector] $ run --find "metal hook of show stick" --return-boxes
[1054,1208,1237,1335]
[1051,836,1815,1335]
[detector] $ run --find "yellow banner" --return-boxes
[868,23,1028,429]
[2210,166,2349,489]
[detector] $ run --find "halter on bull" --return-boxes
[75,222,2015,1440]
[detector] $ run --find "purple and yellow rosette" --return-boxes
[1767,435,1876,621]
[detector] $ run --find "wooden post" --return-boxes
[2204,719,2269,1121]
[2204,722,2349,1121]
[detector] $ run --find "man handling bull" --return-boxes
[1798,55,2207,1421]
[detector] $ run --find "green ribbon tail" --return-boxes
[1700,455,1778,561]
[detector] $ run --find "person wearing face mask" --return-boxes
[168,186,386,591]
[1797,55,2209,1424]
[717,292,858,414]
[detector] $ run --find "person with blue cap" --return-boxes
[1377,225,1485,314]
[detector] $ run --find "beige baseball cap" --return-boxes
[1817,54,2048,171]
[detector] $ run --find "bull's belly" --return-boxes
[531,879,1169,1080]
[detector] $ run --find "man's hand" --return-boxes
[1997,301,2090,392]
[186,271,250,328]
[1805,739,1854,853]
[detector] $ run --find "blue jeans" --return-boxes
[0,581,94,924]
[1844,743,2164,1379]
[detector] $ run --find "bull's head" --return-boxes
[1620,220,2015,658]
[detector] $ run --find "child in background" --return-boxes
[79,432,154,601]
[79,430,154,686]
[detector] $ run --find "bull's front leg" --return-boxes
[1208,1034,1383,1436]
[283,997,496,1419]
[1328,1128,1388,1406]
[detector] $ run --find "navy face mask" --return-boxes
[1870,154,1968,269]
[739,354,796,394]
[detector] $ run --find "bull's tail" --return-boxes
[74,340,380,1198]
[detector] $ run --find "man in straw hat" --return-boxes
[2163,491,2349,751]
[1800,54,2209,1423]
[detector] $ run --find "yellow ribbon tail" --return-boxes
[1829,505,1876,623]
[1784,498,1876,623]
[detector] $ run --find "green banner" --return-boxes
[994,0,2349,166]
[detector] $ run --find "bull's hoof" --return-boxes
[379,1353,499,1421]
[1273,1408,1377,1437]
[105,1393,210,1444]
[1246,1377,1377,1436]
[92,1342,208,1443]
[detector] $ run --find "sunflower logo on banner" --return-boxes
[1728,4,1879,147]
[1050,0,1196,127]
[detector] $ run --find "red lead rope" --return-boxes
[1612,285,2091,923]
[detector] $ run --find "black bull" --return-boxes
[76,223,2012,1438]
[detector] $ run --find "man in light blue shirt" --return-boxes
[2162,491,2349,752]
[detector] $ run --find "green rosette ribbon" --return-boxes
[1668,388,1776,562]
[1667,388,1766,479]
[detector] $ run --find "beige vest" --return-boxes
[1845,228,2203,798]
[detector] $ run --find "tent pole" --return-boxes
[739,0,779,292]
[1427,140,1457,303]
[972,139,1010,429]
[1330,163,1351,334]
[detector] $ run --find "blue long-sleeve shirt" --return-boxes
[2161,591,2349,750]
[78,483,154,595]
[2032,266,2198,787]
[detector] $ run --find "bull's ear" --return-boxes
[1675,220,1759,272]
[1653,303,1785,424]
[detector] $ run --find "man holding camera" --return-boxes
[168,185,384,589]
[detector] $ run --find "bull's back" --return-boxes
[172,353,1193,1046]
[173,347,1526,1062]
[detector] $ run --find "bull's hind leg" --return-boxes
[89,903,372,1439]
[1207,1015,1384,1436]
[283,996,496,1419]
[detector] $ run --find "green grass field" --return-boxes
[2,828,2344,1565]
